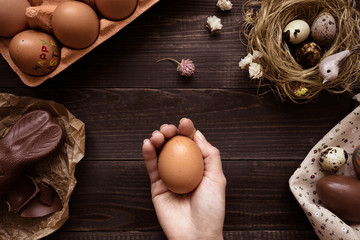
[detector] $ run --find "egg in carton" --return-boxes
[0,0,160,87]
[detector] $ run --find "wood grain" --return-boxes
[40,160,318,239]
[43,230,317,239]
[0,87,355,161]
[1,0,360,239]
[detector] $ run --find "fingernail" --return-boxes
[160,124,168,130]
[180,117,188,124]
[195,130,206,142]
[143,138,150,144]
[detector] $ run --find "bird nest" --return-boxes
[241,0,360,103]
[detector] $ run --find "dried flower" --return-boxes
[239,51,263,79]
[206,16,223,34]
[253,51,263,62]
[294,87,309,97]
[248,62,263,79]
[157,58,195,77]
[239,53,253,69]
[216,0,232,11]
[245,8,254,22]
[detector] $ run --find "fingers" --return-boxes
[179,118,196,139]
[159,124,178,139]
[142,139,160,184]
[150,130,165,150]
[142,139,170,198]
[144,119,196,187]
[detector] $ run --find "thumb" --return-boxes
[193,130,224,176]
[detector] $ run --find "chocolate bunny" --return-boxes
[0,110,64,195]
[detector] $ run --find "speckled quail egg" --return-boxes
[295,41,322,68]
[283,19,310,44]
[311,12,336,47]
[319,147,348,173]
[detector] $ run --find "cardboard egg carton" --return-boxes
[0,0,159,87]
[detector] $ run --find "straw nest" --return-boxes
[242,0,360,103]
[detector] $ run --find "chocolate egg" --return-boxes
[319,147,348,173]
[95,0,138,20]
[317,175,360,222]
[158,135,204,194]
[283,19,310,44]
[352,145,360,177]
[311,12,336,47]
[52,1,99,49]
[9,30,60,76]
[295,41,322,68]
[0,0,30,38]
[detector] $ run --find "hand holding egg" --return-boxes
[142,118,226,239]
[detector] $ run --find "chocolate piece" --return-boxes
[317,175,360,222]
[37,181,54,206]
[0,110,64,194]
[2,175,39,213]
[21,181,63,218]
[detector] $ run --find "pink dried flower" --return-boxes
[157,58,195,77]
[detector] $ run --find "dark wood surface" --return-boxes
[1,0,360,239]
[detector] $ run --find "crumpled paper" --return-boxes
[0,92,85,239]
[289,96,360,240]
[0,0,159,87]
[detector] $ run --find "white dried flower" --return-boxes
[216,0,232,11]
[253,51,263,60]
[206,16,223,34]
[248,62,263,79]
[239,53,253,69]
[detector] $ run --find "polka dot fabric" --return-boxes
[289,105,360,240]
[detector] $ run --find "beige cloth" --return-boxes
[0,93,85,239]
[0,0,159,87]
[289,99,360,240]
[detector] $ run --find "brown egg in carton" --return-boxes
[0,0,160,87]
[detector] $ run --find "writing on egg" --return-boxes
[33,39,60,74]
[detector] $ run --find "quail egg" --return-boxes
[311,12,336,47]
[283,19,310,44]
[319,147,348,173]
[295,41,322,68]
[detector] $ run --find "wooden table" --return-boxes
[1,0,360,239]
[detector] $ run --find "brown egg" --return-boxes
[317,175,360,222]
[0,0,30,38]
[52,1,99,49]
[9,30,60,76]
[95,0,138,20]
[352,145,360,177]
[158,135,204,194]
[295,41,322,68]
